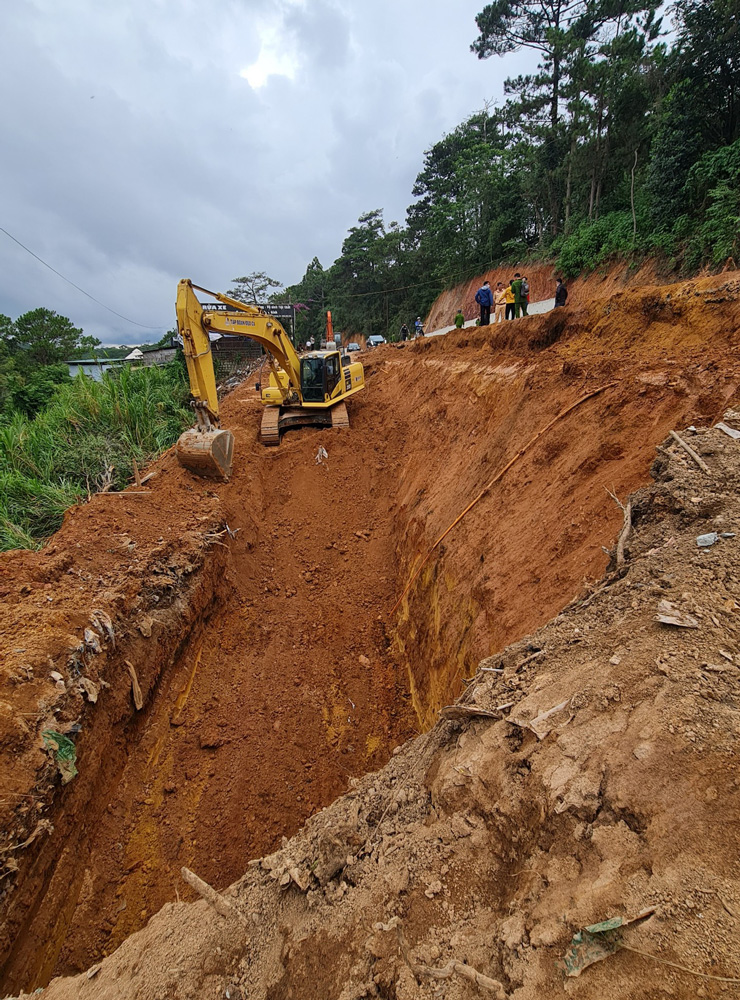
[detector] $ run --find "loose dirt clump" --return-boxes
[1,271,740,995]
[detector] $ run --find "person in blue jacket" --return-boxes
[475,280,493,326]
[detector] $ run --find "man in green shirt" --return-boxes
[511,273,524,318]
[454,307,465,329]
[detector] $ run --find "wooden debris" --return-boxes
[508,699,570,740]
[669,430,711,475]
[125,660,144,710]
[180,866,245,924]
[376,916,507,998]
[515,649,545,672]
[439,704,504,721]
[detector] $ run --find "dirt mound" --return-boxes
[28,419,740,1000]
[425,257,673,331]
[1,272,740,994]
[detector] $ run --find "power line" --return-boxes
[0,226,163,330]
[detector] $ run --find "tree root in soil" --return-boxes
[374,916,507,997]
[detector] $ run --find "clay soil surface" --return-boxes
[2,271,740,997]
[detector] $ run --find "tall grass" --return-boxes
[0,362,192,551]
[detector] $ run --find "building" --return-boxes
[67,346,177,381]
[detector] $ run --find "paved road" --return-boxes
[427,297,555,338]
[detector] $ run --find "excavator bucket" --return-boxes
[176,428,235,480]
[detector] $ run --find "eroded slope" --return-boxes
[29,421,740,1000]
[1,272,740,993]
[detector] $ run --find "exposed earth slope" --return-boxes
[1,272,740,997]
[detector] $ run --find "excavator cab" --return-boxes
[301,353,340,402]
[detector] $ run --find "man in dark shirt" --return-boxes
[554,278,568,307]
[474,281,493,326]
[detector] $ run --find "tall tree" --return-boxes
[8,309,85,367]
[227,271,283,305]
[673,0,740,146]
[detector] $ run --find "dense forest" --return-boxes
[281,0,740,343]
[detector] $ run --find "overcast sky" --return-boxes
[0,0,534,346]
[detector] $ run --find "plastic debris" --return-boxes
[315,445,328,464]
[42,730,78,784]
[561,909,655,977]
[655,599,699,629]
[78,676,99,703]
[92,608,116,648]
[716,422,740,440]
[83,627,102,654]
[697,532,720,548]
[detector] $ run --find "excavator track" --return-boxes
[260,406,281,446]
[260,402,351,446]
[330,401,349,429]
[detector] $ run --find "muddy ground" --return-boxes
[1,272,740,997]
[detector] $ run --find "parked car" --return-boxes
[347,342,361,352]
[367,335,386,349]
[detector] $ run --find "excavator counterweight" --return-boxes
[174,280,364,478]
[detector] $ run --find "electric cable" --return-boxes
[0,226,163,330]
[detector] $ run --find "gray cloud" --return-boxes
[1,0,533,345]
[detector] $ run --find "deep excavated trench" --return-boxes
[2,275,740,994]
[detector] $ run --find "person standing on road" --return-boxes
[475,281,493,326]
[454,307,465,329]
[555,278,568,307]
[511,273,524,318]
[504,282,516,320]
[414,316,424,337]
[520,276,530,316]
[493,282,506,323]
[400,323,409,341]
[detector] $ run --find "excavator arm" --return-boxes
[176,279,301,426]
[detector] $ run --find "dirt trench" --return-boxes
[1,272,740,994]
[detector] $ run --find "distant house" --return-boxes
[67,345,177,381]
[66,358,126,382]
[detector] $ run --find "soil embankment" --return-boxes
[1,271,740,996]
[425,258,669,331]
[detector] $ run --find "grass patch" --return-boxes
[0,362,192,551]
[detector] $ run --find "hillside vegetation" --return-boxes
[281,0,740,342]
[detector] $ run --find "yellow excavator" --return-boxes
[175,279,365,479]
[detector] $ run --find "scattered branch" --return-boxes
[375,917,507,997]
[668,430,711,475]
[180,867,245,924]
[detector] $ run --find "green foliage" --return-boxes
[0,363,192,551]
[8,308,85,367]
[554,211,643,275]
[10,363,72,418]
[682,139,740,267]
[227,272,283,305]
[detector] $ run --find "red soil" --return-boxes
[1,270,739,992]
